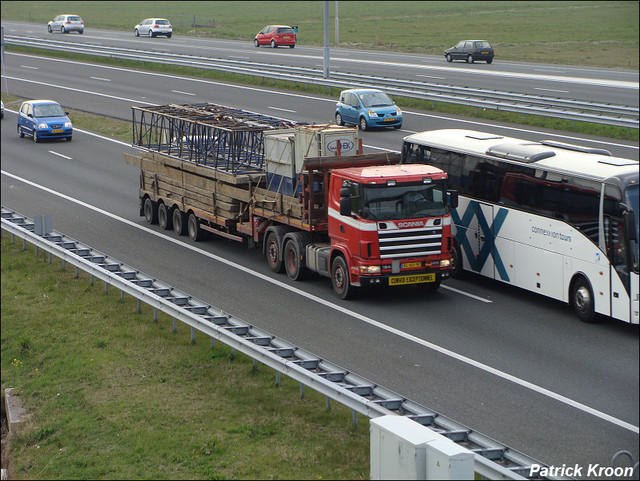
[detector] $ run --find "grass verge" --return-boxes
[1,232,370,479]
[4,45,638,143]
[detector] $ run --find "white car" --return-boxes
[134,18,172,38]
[48,14,84,34]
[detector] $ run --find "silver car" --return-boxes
[48,14,84,34]
[134,18,172,38]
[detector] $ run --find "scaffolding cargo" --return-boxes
[131,103,302,174]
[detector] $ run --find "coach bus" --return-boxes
[401,129,638,324]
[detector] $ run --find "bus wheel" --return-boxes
[571,276,596,323]
[331,256,354,299]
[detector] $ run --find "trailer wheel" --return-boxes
[331,256,354,299]
[284,234,310,281]
[144,198,158,224]
[265,231,285,273]
[158,203,173,230]
[571,276,597,323]
[172,209,187,236]
[187,213,203,241]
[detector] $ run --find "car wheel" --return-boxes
[467,54,474,64]
[47,25,52,33]
[79,30,83,34]
[271,39,277,48]
[166,33,172,38]
[151,31,156,38]
[446,53,452,62]
[254,38,260,47]
[33,130,39,143]
[289,45,295,48]
[335,112,344,126]
[61,26,66,33]
[359,117,368,131]
[393,123,402,129]
[18,125,24,138]
[486,58,493,64]
[134,28,139,37]
[66,136,72,141]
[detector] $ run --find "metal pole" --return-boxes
[334,1,339,46]
[323,0,330,79]
[1,26,9,94]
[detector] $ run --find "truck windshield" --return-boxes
[357,181,448,220]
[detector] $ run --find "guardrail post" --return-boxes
[35,245,39,256]
[153,307,158,323]
[137,299,141,313]
[210,337,215,348]
[191,326,195,344]
[22,238,26,250]
[326,396,331,411]
[61,259,65,271]
[121,290,125,303]
[75,266,79,278]
[48,252,52,264]
[352,410,357,427]
[104,282,108,294]
[90,274,94,285]
[172,317,177,332]
[300,383,305,398]
[276,371,280,387]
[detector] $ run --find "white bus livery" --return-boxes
[402,129,638,324]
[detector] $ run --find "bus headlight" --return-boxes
[359,265,381,274]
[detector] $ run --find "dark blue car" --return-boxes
[17,100,73,142]
[334,89,402,131]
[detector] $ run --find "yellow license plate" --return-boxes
[52,129,63,133]
[384,117,394,121]
[481,51,489,54]
[402,261,422,268]
[389,273,435,286]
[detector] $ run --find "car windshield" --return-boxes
[356,181,449,220]
[34,104,65,117]
[358,92,394,108]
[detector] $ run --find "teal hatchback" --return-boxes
[334,89,402,131]
[17,100,72,142]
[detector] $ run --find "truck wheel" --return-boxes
[450,241,464,279]
[284,234,310,281]
[144,198,158,224]
[419,279,441,292]
[187,213,203,241]
[172,209,187,236]
[331,256,354,299]
[158,203,173,230]
[571,276,597,323]
[265,231,285,273]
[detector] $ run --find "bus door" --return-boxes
[453,199,497,279]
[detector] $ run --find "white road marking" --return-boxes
[90,76,111,82]
[48,151,72,160]
[171,90,195,96]
[268,106,296,113]
[535,87,569,93]
[417,74,445,80]
[1,169,637,434]
[20,65,38,69]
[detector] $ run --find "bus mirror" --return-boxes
[340,196,352,216]
[448,190,459,209]
[624,211,637,241]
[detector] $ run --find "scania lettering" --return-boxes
[402,129,639,324]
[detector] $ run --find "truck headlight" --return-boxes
[440,259,451,268]
[359,265,381,274]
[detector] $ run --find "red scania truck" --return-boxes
[128,103,457,298]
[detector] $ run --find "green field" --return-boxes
[1,234,370,479]
[1,1,638,69]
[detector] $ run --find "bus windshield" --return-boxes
[357,181,448,220]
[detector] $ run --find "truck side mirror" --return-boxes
[448,190,458,209]
[339,188,352,216]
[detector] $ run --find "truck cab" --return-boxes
[320,163,457,298]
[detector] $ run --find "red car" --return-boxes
[254,25,296,48]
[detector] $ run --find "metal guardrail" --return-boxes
[1,205,569,481]
[4,35,639,129]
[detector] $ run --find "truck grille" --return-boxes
[378,226,442,259]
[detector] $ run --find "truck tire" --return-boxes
[187,213,203,241]
[450,240,464,279]
[172,209,187,236]
[265,230,285,273]
[158,203,173,230]
[144,198,158,224]
[331,255,354,299]
[284,232,311,281]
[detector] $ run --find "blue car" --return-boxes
[17,100,73,142]
[334,89,402,131]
